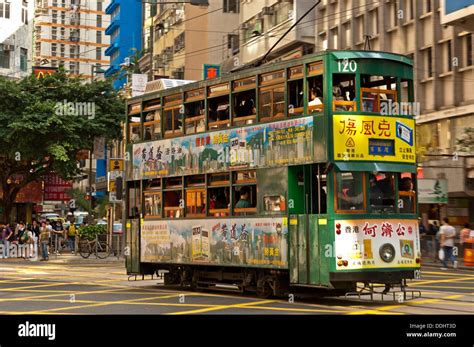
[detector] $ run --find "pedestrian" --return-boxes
[31,219,40,258]
[460,223,472,257]
[1,223,13,258]
[67,221,77,254]
[39,222,50,261]
[439,217,458,270]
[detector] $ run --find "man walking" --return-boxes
[1,224,13,258]
[440,217,458,270]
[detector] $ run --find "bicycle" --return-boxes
[78,236,112,259]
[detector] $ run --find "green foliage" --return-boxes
[78,224,106,241]
[0,68,125,222]
[65,188,93,214]
[456,127,474,153]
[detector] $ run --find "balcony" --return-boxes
[105,0,120,15]
[105,42,119,57]
[105,20,120,36]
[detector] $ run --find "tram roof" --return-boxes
[128,50,413,104]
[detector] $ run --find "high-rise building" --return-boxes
[33,0,110,79]
[104,0,142,89]
[0,0,35,79]
[143,0,239,81]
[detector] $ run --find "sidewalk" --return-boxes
[421,257,473,271]
[0,253,124,265]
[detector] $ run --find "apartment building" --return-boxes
[142,0,239,81]
[0,0,35,79]
[104,0,142,89]
[34,0,110,79]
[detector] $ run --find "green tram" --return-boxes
[124,50,420,297]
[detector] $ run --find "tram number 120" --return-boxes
[337,58,357,73]
[413,269,421,279]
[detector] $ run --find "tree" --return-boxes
[0,68,124,223]
[456,127,474,154]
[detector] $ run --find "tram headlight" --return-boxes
[379,244,396,263]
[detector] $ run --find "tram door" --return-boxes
[288,165,325,286]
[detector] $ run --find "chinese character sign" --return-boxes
[333,115,415,163]
[334,219,420,270]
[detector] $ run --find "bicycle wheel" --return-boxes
[78,239,91,258]
[96,241,112,259]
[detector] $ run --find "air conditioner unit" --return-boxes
[262,7,274,15]
[1,44,14,51]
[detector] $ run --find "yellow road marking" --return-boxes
[167,299,276,315]
[412,276,474,286]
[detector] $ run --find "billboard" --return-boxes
[131,116,314,180]
[140,217,288,268]
[333,115,416,163]
[334,219,420,270]
[418,179,448,204]
[43,173,72,201]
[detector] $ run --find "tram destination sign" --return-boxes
[333,115,416,163]
[131,116,315,180]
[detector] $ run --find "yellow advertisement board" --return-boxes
[333,115,415,163]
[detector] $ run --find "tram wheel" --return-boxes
[256,280,273,298]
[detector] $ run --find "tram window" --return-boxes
[307,75,323,113]
[186,189,206,217]
[360,75,397,113]
[164,106,183,137]
[143,110,161,140]
[233,170,256,184]
[333,74,356,111]
[263,195,286,212]
[144,192,162,218]
[312,165,327,214]
[208,186,230,217]
[184,100,205,134]
[208,95,230,129]
[233,185,257,215]
[233,89,256,126]
[259,84,285,122]
[164,177,182,189]
[335,172,365,211]
[369,172,395,213]
[398,172,416,214]
[128,186,141,218]
[128,117,141,143]
[164,190,183,218]
[288,79,304,117]
[208,172,230,186]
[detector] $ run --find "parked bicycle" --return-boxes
[78,235,112,259]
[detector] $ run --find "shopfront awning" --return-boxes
[334,161,417,173]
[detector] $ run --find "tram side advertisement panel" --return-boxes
[140,218,289,268]
[334,219,420,270]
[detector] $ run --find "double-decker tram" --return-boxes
[124,50,420,297]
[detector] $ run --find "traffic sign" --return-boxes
[109,159,123,171]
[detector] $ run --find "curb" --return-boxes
[421,262,473,271]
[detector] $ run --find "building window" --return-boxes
[391,0,398,28]
[466,34,473,66]
[60,44,65,57]
[425,0,431,13]
[97,0,102,11]
[371,8,378,35]
[97,15,102,27]
[96,31,102,44]
[61,11,66,24]
[174,32,185,52]
[407,0,414,20]
[331,27,338,49]
[20,48,28,72]
[96,47,102,61]
[51,43,57,57]
[22,6,28,24]
[223,0,239,13]
[52,10,58,23]
[426,47,432,77]
[0,50,10,69]
[447,41,452,72]
[0,1,11,19]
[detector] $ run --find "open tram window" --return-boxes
[128,116,141,143]
[185,175,206,217]
[398,172,416,214]
[287,78,304,117]
[233,185,257,215]
[127,183,141,219]
[164,106,183,137]
[184,100,205,134]
[143,110,161,140]
[233,89,256,126]
[335,171,366,212]
[208,95,230,129]
[311,164,327,214]
[163,177,183,218]
[360,75,397,113]
[307,75,324,113]
[208,186,230,217]
[369,172,395,213]
[333,74,356,111]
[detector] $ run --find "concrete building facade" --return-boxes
[0,0,35,79]
[33,0,110,79]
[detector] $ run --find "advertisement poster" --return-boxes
[43,173,73,201]
[333,115,416,163]
[334,219,420,270]
[131,116,314,180]
[418,179,448,204]
[140,218,288,268]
